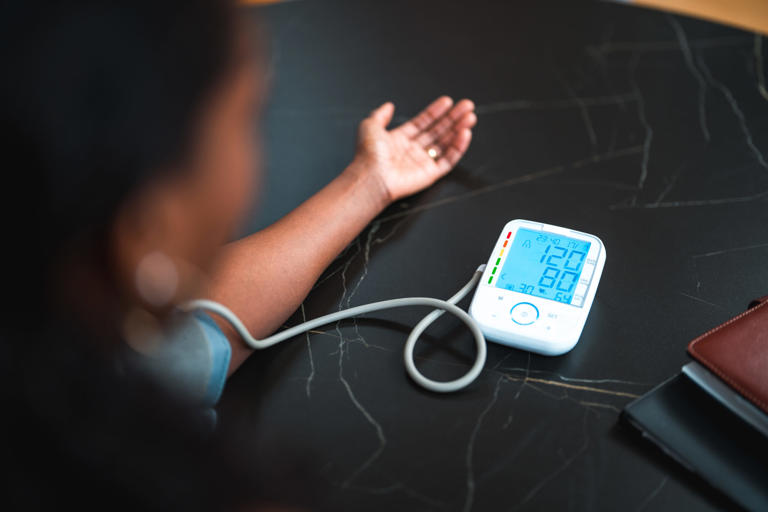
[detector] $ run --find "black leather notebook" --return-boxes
[622,373,768,511]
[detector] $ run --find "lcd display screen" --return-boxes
[495,228,591,305]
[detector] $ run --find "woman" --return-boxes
[1,0,477,508]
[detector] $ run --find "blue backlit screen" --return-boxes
[495,228,591,305]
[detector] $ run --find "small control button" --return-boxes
[510,302,539,325]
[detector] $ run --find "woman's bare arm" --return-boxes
[204,96,477,375]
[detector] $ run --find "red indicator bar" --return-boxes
[506,231,512,239]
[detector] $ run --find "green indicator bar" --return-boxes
[495,258,501,266]
[488,276,493,284]
[492,267,497,274]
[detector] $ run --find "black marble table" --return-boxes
[220,1,768,509]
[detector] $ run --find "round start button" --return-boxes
[510,302,539,325]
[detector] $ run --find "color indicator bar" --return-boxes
[488,231,513,285]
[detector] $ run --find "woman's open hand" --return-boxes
[349,96,477,204]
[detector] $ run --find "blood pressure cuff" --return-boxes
[136,311,231,411]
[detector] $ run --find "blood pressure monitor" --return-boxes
[469,219,606,355]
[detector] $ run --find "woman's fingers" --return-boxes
[415,100,475,147]
[395,96,453,138]
[436,128,473,174]
[433,110,476,151]
[425,110,476,162]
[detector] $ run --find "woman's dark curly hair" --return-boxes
[0,1,315,509]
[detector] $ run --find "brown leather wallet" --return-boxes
[688,299,768,414]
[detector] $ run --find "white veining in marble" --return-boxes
[669,16,710,141]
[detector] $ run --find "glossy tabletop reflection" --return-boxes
[220,1,768,510]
